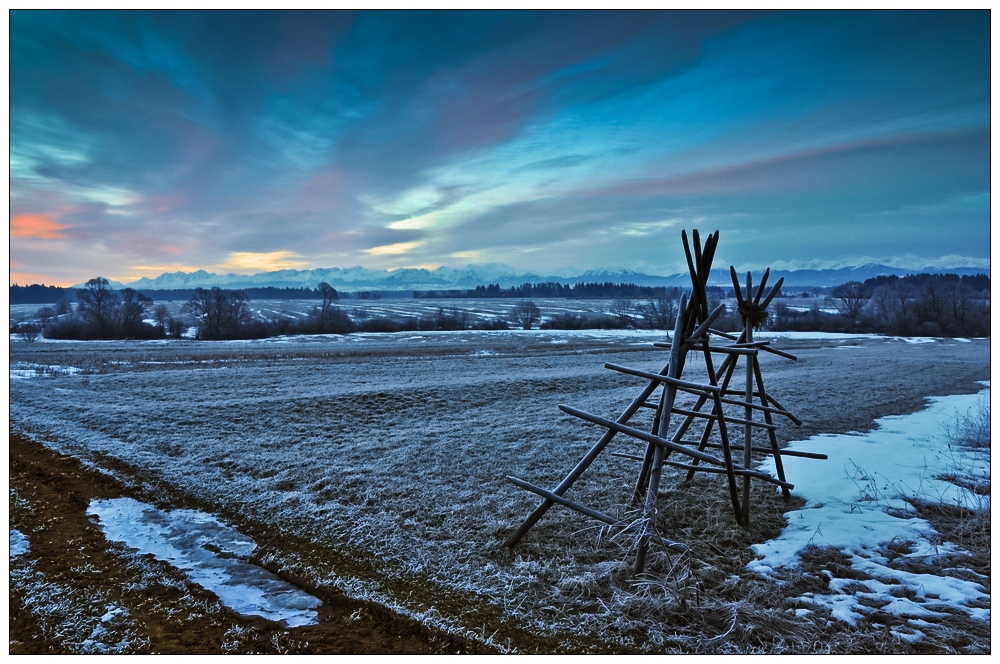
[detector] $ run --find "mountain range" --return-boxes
[89,262,990,292]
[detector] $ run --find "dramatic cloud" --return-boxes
[9,10,989,285]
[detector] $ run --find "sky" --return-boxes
[9,10,991,286]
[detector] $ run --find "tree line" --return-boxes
[773,273,990,336]
[12,272,990,342]
[417,281,687,299]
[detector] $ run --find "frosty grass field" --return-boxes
[8,326,991,653]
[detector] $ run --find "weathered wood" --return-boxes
[604,363,719,396]
[760,276,785,309]
[634,294,691,573]
[717,395,795,418]
[753,267,771,305]
[654,342,758,356]
[742,272,754,526]
[730,266,745,308]
[711,389,744,526]
[506,476,689,553]
[661,460,794,489]
[685,304,727,346]
[666,405,778,430]
[698,441,827,460]
[504,359,671,548]
[753,354,791,497]
[612,452,646,462]
[708,328,798,361]
[632,294,692,511]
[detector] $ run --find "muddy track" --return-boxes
[9,433,494,654]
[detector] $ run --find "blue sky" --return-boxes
[10,10,990,286]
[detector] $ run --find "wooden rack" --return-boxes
[505,229,826,574]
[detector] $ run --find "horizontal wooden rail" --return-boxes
[559,404,727,466]
[604,363,719,396]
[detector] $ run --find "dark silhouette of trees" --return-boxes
[510,301,541,329]
[77,277,120,338]
[611,298,634,328]
[831,281,870,326]
[318,282,339,316]
[185,287,251,339]
[119,288,152,336]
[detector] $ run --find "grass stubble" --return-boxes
[8,334,991,653]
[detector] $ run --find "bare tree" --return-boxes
[318,282,339,318]
[831,281,870,324]
[17,323,40,343]
[119,288,152,336]
[185,287,251,339]
[153,303,171,329]
[35,306,57,327]
[611,298,634,328]
[510,300,541,330]
[77,277,120,338]
[640,294,677,330]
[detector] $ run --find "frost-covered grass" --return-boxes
[8,333,990,652]
[9,552,151,653]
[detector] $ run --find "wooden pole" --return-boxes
[742,271,754,526]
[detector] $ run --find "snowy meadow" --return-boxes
[9,330,990,653]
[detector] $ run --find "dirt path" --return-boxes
[9,433,492,654]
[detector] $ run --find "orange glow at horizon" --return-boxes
[11,213,68,239]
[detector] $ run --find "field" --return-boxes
[8,329,990,653]
[8,294,844,331]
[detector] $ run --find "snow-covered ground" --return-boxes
[750,383,990,637]
[89,497,321,628]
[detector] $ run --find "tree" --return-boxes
[35,306,57,327]
[118,288,152,336]
[153,304,171,330]
[77,277,120,338]
[185,287,251,339]
[611,298,634,328]
[510,300,541,330]
[639,294,677,330]
[16,323,40,343]
[318,282,339,317]
[831,281,870,324]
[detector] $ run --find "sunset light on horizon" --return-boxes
[10,10,990,287]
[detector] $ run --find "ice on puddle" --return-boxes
[89,497,321,627]
[10,529,30,557]
[749,385,991,629]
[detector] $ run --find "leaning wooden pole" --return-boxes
[633,294,688,574]
[742,271,754,526]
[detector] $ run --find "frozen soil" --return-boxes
[8,332,990,653]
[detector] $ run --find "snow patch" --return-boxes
[88,497,321,627]
[750,385,991,629]
[10,529,30,557]
[10,363,82,380]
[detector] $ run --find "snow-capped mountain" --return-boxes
[98,262,989,292]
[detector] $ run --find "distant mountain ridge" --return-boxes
[95,262,990,292]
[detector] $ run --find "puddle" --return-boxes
[88,498,321,627]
